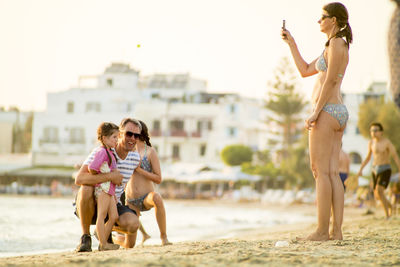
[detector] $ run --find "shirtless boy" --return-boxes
[357,122,400,218]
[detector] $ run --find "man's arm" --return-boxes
[388,141,400,172]
[75,164,123,186]
[358,141,372,176]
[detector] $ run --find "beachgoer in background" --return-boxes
[282,2,352,240]
[87,122,120,251]
[74,118,141,251]
[389,181,400,216]
[357,122,400,219]
[339,147,350,191]
[124,120,172,246]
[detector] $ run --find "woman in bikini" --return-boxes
[282,2,352,240]
[125,120,172,246]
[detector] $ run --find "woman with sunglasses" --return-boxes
[125,120,172,246]
[281,2,352,241]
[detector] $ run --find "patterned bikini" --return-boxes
[127,144,152,211]
[315,50,349,127]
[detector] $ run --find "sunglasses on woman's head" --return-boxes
[125,131,141,139]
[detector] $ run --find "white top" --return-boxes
[83,147,140,204]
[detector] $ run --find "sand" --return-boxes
[2,204,400,267]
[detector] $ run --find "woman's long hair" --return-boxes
[324,2,353,48]
[139,120,152,147]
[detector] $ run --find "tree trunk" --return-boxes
[388,3,400,108]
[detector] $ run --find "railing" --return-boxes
[169,130,188,137]
[191,132,201,138]
[151,130,162,137]
[149,130,209,138]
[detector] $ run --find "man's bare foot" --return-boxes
[141,233,151,245]
[161,237,172,246]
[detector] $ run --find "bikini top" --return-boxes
[140,144,152,173]
[315,48,344,78]
[315,50,327,72]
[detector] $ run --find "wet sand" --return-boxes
[2,204,400,267]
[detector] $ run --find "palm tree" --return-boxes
[388,0,400,109]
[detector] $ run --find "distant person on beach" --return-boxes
[357,122,400,219]
[389,181,400,216]
[339,147,350,191]
[122,120,172,246]
[282,2,352,240]
[74,118,141,251]
[87,122,120,251]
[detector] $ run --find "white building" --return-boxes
[31,63,270,166]
[0,109,32,154]
[342,81,391,174]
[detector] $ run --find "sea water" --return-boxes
[0,195,314,257]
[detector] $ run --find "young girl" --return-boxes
[89,122,120,251]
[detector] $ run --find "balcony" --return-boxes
[170,130,188,137]
[191,132,201,138]
[151,130,162,137]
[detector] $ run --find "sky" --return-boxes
[0,0,395,111]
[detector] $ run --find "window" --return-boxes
[227,127,237,137]
[69,127,85,144]
[197,121,202,132]
[207,121,213,130]
[42,127,59,143]
[172,144,180,159]
[229,104,236,114]
[67,102,74,113]
[151,93,160,99]
[196,120,212,132]
[153,120,161,131]
[126,103,132,112]
[86,102,101,112]
[170,120,184,131]
[200,144,206,156]
[107,78,113,87]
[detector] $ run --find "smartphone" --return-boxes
[282,20,287,38]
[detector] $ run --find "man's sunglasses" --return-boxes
[125,131,141,139]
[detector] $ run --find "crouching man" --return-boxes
[74,118,142,251]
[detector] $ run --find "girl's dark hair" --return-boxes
[324,2,353,48]
[138,120,152,147]
[370,122,384,131]
[97,122,119,165]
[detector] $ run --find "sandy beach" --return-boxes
[2,204,400,267]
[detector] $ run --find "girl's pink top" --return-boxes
[89,147,117,195]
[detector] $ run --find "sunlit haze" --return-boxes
[0,0,394,111]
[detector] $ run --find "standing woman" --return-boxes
[282,2,352,241]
